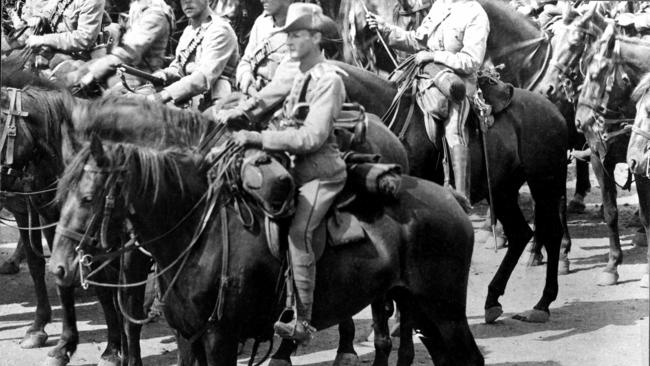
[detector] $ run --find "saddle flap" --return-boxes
[327,210,366,247]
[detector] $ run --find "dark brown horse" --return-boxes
[51,126,482,366]
[575,24,650,286]
[334,59,568,324]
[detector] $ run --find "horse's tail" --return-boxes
[449,189,472,214]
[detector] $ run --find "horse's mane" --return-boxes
[57,142,203,206]
[632,72,650,102]
[73,96,217,152]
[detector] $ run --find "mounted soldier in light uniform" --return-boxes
[150,0,239,111]
[367,0,489,202]
[214,3,347,344]
[23,0,106,68]
[80,0,174,94]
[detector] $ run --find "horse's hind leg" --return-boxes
[485,184,533,323]
[394,295,414,366]
[334,318,359,366]
[636,176,650,287]
[591,157,623,285]
[568,159,591,213]
[18,212,52,349]
[559,186,572,275]
[270,339,297,366]
[370,297,392,366]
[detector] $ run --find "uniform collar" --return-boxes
[190,9,217,28]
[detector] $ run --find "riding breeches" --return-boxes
[445,97,470,147]
[289,173,346,321]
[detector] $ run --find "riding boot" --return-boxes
[451,144,471,201]
[274,252,316,344]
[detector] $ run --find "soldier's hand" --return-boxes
[214,108,246,126]
[25,35,44,48]
[616,13,635,27]
[414,51,436,65]
[152,70,168,84]
[237,71,255,94]
[365,12,386,32]
[232,130,262,148]
[26,17,42,28]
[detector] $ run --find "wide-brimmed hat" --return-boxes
[273,3,337,34]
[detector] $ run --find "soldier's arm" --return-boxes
[164,21,238,102]
[260,73,345,154]
[38,0,105,51]
[238,58,298,122]
[110,8,170,65]
[432,11,489,75]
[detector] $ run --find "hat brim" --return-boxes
[272,14,319,34]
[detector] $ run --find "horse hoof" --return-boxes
[484,306,503,324]
[558,258,570,275]
[512,309,550,323]
[334,352,359,366]
[97,354,121,366]
[527,252,544,267]
[567,199,586,214]
[597,271,619,286]
[640,274,649,288]
[484,235,507,250]
[43,355,70,366]
[20,330,48,349]
[0,259,19,274]
[268,358,292,366]
[632,231,647,247]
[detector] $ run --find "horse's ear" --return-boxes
[601,23,616,57]
[562,2,578,25]
[90,134,107,166]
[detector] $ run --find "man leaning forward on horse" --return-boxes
[214,3,347,343]
[149,0,239,111]
[80,0,174,94]
[367,0,489,201]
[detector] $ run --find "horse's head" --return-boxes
[628,77,650,177]
[539,4,602,103]
[238,148,295,220]
[51,136,134,286]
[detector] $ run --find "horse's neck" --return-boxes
[619,38,650,76]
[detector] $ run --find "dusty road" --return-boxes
[0,166,648,366]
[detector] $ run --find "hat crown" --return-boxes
[275,3,336,34]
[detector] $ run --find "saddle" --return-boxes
[477,71,514,114]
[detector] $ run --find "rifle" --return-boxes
[116,64,165,87]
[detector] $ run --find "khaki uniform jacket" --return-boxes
[160,11,239,103]
[258,62,347,185]
[111,4,173,72]
[236,12,289,85]
[37,0,105,52]
[383,0,489,95]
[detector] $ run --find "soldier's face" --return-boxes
[182,0,208,19]
[286,30,320,61]
[262,0,290,17]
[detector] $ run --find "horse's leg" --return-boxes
[176,333,197,366]
[334,318,359,366]
[202,326,238,366]
[394,296,414,366]
[120,251,149,366]
[95,286,123,366]
[559,186,572,275]
[485,183,533,323]
[371,297,392,366]
[270,339,298,366]
[0,237,24,274]
[18,211,52,349]
[591,157,622,285]
[45,285,79,366]
[568,159,590,213]
[636,175,650,287]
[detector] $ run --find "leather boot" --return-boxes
[451,144,471,201]
[274,255,316,344]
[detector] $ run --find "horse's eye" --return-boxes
[80,196,93,204]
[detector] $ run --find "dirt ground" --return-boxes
[0,162,648,366]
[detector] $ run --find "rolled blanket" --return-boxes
[348,163,402,198]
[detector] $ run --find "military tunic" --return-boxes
[382,0,489,95]
[236,12,289,88]
[158,10,239,104]
[32,0,105,52]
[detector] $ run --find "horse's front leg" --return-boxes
[17,211,52,349]
[636,175,650,287]
[119,251,150,366]
[334,318,359,366]
[95,285,123,366]
[202,325,239,366]
[45,285,79,366]
[371,297,393,366]
[591,157,622,285]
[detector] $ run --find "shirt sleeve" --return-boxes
[111,8,169,65]
[39,0,105,51]
[432,11,489,75]
[240,58,298,120]
[164,21,237,102]
[383,23,428,53]
[261,73,345,154]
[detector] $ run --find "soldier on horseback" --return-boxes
[22,0,105,68]
[236,0,294,95]
[215,3,347,344]
[367,0,489,201]
[149,0,239,110]
[80,0,174,93]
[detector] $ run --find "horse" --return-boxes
[627,73,650,288]
[574,24,650,286]
[50,125,483,366]
[0,67,155,366]
[55,96,418,366]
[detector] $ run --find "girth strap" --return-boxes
[1,88,29,166]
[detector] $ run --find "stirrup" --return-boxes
[274,318,316,345]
